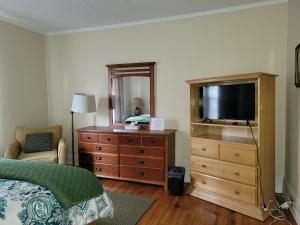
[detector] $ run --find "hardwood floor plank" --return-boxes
[100,179,297,225]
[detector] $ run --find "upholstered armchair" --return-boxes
[4,125,68,164]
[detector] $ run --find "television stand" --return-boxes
[186,73,276,221]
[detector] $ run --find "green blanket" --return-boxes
[125,114,150,124]
[0,158,103,209]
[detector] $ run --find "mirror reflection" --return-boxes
[112,76,150,124]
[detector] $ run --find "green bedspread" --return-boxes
[0,158,103,209]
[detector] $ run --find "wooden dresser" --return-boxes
[77,126,176,189]
[186,73,276,221]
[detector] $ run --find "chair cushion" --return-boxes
[25,132,53,153]
[16,126,62,151]
[18,150,58,163]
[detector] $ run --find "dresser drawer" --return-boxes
[191,156,257,186]
[142,136,165,147]
[79,133,98,143]
[190,138,219,159]
[78,143,118,154]
[80,152,118,164]
[191,172,257,205]
[220,142,257,166]
[120,155,164,169]
[81,162,118,177]
[119,135,141,146]
[99,134,118,145]
[119,146,164,157]
[120,166,164,182]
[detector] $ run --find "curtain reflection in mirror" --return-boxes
[112,76,150,123]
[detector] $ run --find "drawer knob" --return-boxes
[137,171,144,176]
[96,156,102,160]
[96,168,102,171]
[96,147,102,151]
[201,148,206,151]
[234,153,240,157]
[201,164,207,168]
[151,140,156,144]
[201,180,207,185]
[234,172,240,176]
[138,149,144,154]
[128,139,133,143]
[138,160,145,165]
[234,190,240,195]
[107,138,111,141]
[87,136,91,139]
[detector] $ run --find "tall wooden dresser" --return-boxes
[186,73,276,221]
[77,126,176,189]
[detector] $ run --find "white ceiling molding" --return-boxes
[0,0,287,36]
[0,9,44,34]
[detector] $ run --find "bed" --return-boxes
[0,158,114,225]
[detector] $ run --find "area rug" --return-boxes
[97,191,155,225]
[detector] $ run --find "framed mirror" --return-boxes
[295,43,300,87]
[107,62,155,127]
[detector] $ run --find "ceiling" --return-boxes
[0,0,284,35]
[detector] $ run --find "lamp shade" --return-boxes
[131,97,144,108]
[71,93,96,113]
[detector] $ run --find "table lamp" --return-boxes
[132,97,144,116]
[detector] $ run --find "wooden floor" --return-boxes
[101,178,297,225]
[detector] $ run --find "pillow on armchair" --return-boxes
[4,125,68,164]
[24,132,53,153]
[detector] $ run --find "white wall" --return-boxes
[45,4,287,190]
[0,20,49,155]
[284,0,300,223]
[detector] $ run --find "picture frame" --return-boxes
[295,43,300,87]
[150,117,165,130]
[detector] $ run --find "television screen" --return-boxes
[200,83,255,121]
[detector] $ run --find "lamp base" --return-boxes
[71,111,75,166]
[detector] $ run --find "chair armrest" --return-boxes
[4,141,21,159]
[58,137,68,164]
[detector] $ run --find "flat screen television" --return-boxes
[199,83,255,121]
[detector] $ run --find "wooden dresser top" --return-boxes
[77,126,176,135]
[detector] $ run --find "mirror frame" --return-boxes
[295,43,300,87]
[106,62,155,128]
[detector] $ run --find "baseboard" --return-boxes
[282,180,300,225]
[184,168,191,183]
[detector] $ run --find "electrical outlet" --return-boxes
[280,202,293,209]
[280,194,295,209]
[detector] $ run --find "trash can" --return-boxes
[168,166,185,196]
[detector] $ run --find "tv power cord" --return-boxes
[247,120,267,209]
[247,121,294,225]
[264,199,294,225]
